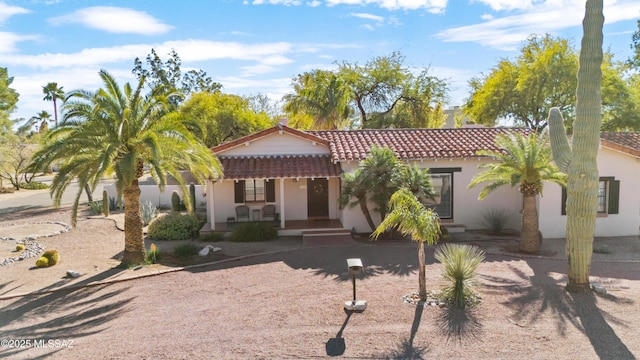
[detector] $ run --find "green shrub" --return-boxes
[481,208,512,235]
[231,222,277,242]
[42,249,60,266]
[145,243,161,264]
[35,257,49,268]
[200,232,225,242]
[173,243,199,258]
[140,200,158,226]
[593,245,612,254]
[434,243,485,309]
[89,200,103,215]
[15,244,25,251]
[440,227,451,241]
[147,214,200,241]
[19,181,49,190]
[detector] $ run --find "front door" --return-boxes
[307,178,329,219]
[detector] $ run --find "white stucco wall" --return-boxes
[218,132,330,156]
[103,184,206,209]
[339,159,523,233]
[539,147,640,238]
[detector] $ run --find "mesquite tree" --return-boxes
[548,0,603,293]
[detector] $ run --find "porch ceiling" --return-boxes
[219,155,342,179]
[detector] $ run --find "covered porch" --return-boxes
[205,155,347,235]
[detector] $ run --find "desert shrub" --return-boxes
[173,243,199,258]
[35,257,49,268]
[200,232,225,242]
[145,243,161,264]
[89,200,104,215]
[15,244,25,251]
[440,227,451,241]
[109,196,121,211]
[147,214,200,241]
[593,245,612,254]
[19,181,49,190]
[434,243,485,309]
[140,200,158,226]
[0,187,15,194]
[42,249,60,266]
[231,222,277,242]
[481,208,512,235]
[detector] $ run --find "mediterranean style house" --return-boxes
[203,124,639,239]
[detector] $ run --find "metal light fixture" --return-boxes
[344,258,367,311]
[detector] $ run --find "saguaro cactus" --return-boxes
[189,182,196,214]
[171,190,181,213]
[548,0,603,293]
[102,190,109,217]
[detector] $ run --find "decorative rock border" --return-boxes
[0,221,71,266]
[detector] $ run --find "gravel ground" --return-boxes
[1,207,639,359]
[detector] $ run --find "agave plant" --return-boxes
[435,243,485,309]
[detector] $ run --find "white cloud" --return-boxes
[471,0,537,11]
[251,0,303,5]
[0,32,39,53]
[480,13,493,20]
[251,0,449,12]
[48,6,173,35]
[436,0,640,50]
[0,2,29,23]
[350,12,384,22]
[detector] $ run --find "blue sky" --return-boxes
[2,0,640,122]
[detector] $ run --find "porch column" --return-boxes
[207,180,216,230]
[280,178,285,229]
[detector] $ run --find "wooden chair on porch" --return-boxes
[236,205,250,222]
[262,204,276,221]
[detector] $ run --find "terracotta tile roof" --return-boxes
[212,123,329,153]
[601,132,640,158]
[309,128,533,162]
[219,155,341,180]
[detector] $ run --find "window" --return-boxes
[561,177,619,215]
[425,168,460,220]
[234,179,276,203]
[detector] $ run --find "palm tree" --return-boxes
[30,70,222,265]
[360,145,401,221]
[339,168,376,231]
[20,110,52,134]
[468,132,566,254]
[42,82,65,127]
[394,164,437,202]
[373,188,440,301]
[283,70,352,130]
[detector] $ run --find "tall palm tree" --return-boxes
[42,82,65,127]
[468,132,566,254]
[360,145,401,221]
[30,70,222,265]
[373,188,440,301]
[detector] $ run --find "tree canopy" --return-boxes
[283,52,448,129]
[0,67,19,136]
[179,91,274,147]
[133,49,222,107]
[464,34,637,131]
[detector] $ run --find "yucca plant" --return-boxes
[434,243,485,309]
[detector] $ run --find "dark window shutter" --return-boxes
[561,187,567,215]
[234,180,245,203]
[608,180,620,214]
[266,179,275,202]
